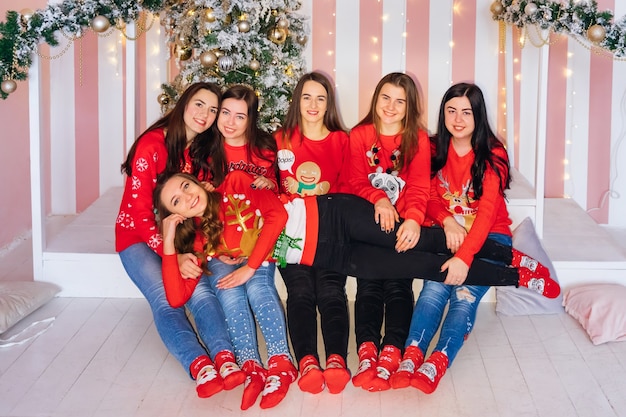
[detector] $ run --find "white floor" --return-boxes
[2,236,626,417]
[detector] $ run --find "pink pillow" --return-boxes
[563,283,626,345]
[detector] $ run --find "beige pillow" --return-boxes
[0,281,61,334]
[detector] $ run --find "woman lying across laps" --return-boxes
[155,170,559,298]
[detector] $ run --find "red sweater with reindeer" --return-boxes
[425,142,512,267]
[161,172,289,307]
[274,127,350,198]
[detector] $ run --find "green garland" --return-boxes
[0,0,166,99]
[491,0,626,57]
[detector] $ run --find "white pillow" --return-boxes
[495,217,564,315]
[0,281,61,334]
[563,283,626,345]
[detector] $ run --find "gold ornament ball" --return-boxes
[276,18,290,30]
[268,27,287,45]
[587,24,606,44]
[200,51,218,67]
[1,80,17,94]
[238,20,250,33]
[214,49,224,58]
[249,59,260,71]
[296,34,308,45]
[19,8,34,27]
[90,15,111,33]
[157,93,170,106]
[490,1,503,16]
[177,46,192,61]
[177,32,192,47]
[204,8,216,23]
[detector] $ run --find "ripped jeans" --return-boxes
[405,233,511,366]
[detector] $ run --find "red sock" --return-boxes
[260,354,297,409]
[214,350,246,390]
[364,345,401,392]
[323,354,351,394]
[511,248,550,278]
[352,341,378,388]
[410,351,449,394]
[190,355,224,398]
[389,345,424,389]
[297,355,324,394]
[517,268,560,298]
[241,360,266,410]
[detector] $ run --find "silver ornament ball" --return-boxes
[524,3,537,16]
[91,15,111,33]
[218,55,236,72]
[2,79,18,94]
[238,20,250,33]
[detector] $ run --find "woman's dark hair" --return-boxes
[153,172,223,272]
[209,84,277,186]
[355,72,426,173]
[278,71,346,148]
[431,82,511,199]
[121,82,222,179]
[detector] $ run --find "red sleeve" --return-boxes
[332,131,352,194]
[219,171,287,269]
[348,125,388,204]
[161,254,199,308]
[455,148,510,265]
[121,130,167,256]
[396,130,431,224]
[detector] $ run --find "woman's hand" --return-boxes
[442,216,467,253]
[177,253,202,279]
[374,197,399,233]
[201,181,216,192]
[216,265,256,289]
[441,257,469,286]
[395,219,420,252]
[251,175,275,190]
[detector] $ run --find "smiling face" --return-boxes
[160,175,208,218]
[299,80,328,125]
[444,96,475,143]
[375,83,407,135]
[296,161,322,184]
[217,98,249,146]
[183,89,220,142]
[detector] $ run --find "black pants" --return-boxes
[312,194,518,285]
[279,264,349,364]
[354,278,414,350]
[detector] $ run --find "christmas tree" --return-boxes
[159,0,309,131]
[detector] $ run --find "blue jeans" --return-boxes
[405,233,512,366]
[207,259,291,365]
[119,243,233,375]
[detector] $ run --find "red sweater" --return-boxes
[162,172,302,307]
[425,143,512,266]
[348,124,430,225]
[275,127,350,197]
[115,129,167,255]
[224,142,278,190]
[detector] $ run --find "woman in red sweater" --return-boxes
[115,82,244,399]
[274,72,352,394]
[154,171,558,298]
[389,83,540,394]
[347,72,431,391]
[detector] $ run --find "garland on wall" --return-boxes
[490,0,626,58]
[0,0,308,130]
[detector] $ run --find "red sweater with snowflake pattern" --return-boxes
[115,129,167,256]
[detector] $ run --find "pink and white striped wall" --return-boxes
[1,0,626,252]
